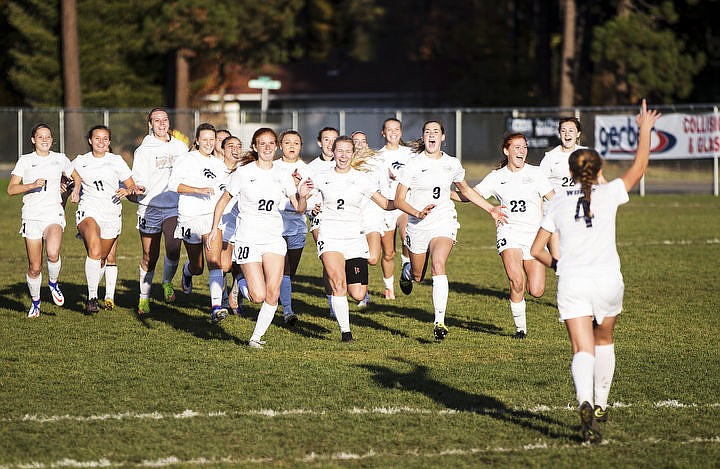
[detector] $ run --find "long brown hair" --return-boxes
[568,148,603,219]
[240,127,277,166]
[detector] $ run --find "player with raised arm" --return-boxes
[8,124,81,317]
[531,99,660,443]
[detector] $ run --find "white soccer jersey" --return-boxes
[307,156,335,176]
[73,152,133,218]
[132,134,188,208]
[169,150,228,219]
[540,178,629,277]
[474,164,554,233]
[226,161,298,242]
[539,145,587,190]
[274,158,310,236]
[12,151,74,221]
[377,145,413,199]
[313,168,379,239]
[396,152,464,229]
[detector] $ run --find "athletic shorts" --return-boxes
[136,205,178,234]
[363,204,385,235]
[383,209,404,232]
[285,233,307,250]
[20,213,66,240]
[175,214,212,244]
[496,228,536,260]
[557,273,624,324]
[404,223,457,254]
[317,234,370,260]
[345,257,369,285]
[219,212,237,243]
[233,237,287,264]
[76,209,122,239]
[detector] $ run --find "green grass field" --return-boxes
[0,179,718,468]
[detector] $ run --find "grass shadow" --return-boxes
[360,357,577,441]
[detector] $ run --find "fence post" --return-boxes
[59,109,65,156]
[292,111,298,130]
[17,109,23,157]
[103,110,109,127]
[715,106,719,197]
[455,109,462,162]
[339,110,346,135]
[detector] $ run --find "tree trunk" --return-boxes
[174,48,194,137]
[534,0,551,103]
[61,0,84,156]
[559,0,576,108]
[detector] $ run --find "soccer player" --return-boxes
[273,130,311,324]
[312,136,396,342]
[394,120,507,340]
[8,124,81,317]
[531,99,660,443]
[473,133,555,339]
[208,128,312,348]
[377,118,414,300]
[132,108,187,315]
[169,123,229,322]
[74,125,142,314]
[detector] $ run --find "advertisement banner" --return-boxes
[595,112,720,160]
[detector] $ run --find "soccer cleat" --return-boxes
[27,300,41,318]
[210,305,228,324]
[579,401,602,443]
[399,262,413,295]
[512,330,527,340]
[357,292,370,308]
[593,405,609,423]
[104,298,115,310]
[85,297,100,315]
[181,267,192,294]
[284,312,298,326]
[384,288,395,300]
[341,331,353,342]
[248,339,265,349]
[138,297,151,315]
[434,322,449,341]
[48,281,65,306]
[162,282,176,303]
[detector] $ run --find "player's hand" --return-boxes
[199,187,215,196]
[636,98,661,129]
[205,229,217,250]
[416,204,436,219]
[70,187,80,203]
[491,205,509,226]
[311,203,322,217]
[292,168,303,185]
[299,178,313,197]
[134,185,146,195]
[33,178,46,190]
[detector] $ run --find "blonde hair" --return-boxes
[350,146,379,172]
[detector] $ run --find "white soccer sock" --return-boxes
[209,269,224,306]
[162,256,179,284]
[104,265,118,300]
[26,273,41,301]
[383,276,394,290]
[327,294,335,316]
[571,351,595,406]
[331,295,351,333]
[280,274,293,315]
[510,299,527,333]
[250,301,277,342]
[432,274,448,324]
[237,276,250,301]
[594,344,616,409]
[47,258,61,284]
[401,254,410,265]
[139,267,154,299]
[85,257,102,298]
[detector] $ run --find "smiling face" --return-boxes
[196,129,216,157]
[382,119,403,148]
[559,120,581,151]
[333,138,355,172]
[318,129,339,159]
[223,137,242,167]
[280,133,302,162]
[89,128,111,156]
[149,110,170,141]
[503,136,528,171]
[352,132,368,150]
[215,130,231,156]
[31,127,53,156]
[422,121,445,156]
[253,131,278,162]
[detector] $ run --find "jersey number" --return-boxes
[509,200,526,212]
[258,199,274,211]
[93,180,104,191]
[182,227,191,239]
[496,238,507,249]
[138,216,146,230]
[432,187,441,199]
[575,197,593,227]
[235,246,250,260]
[337,198,345,210]
[561,177,575,187]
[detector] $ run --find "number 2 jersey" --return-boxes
[12,151,74,221]
[224,161,298,243]
[474,164,554,233]
[73,151,133,220]
[396,152,464,230]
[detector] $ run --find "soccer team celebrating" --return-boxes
[7,101,660,443]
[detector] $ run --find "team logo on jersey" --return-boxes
[203,169,216,178]
[522,177,533,184]
[391,161,405,170]
[219,184,226,192]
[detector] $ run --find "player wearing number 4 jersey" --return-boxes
[74,125,142,315]
[474,133,554,339]
[531,99,661,443]
[8,124,81,318]
[209,128,312,349]
[395,121,507,341]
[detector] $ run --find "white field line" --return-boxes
[5,401,720,424]
[1,436,718,468]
